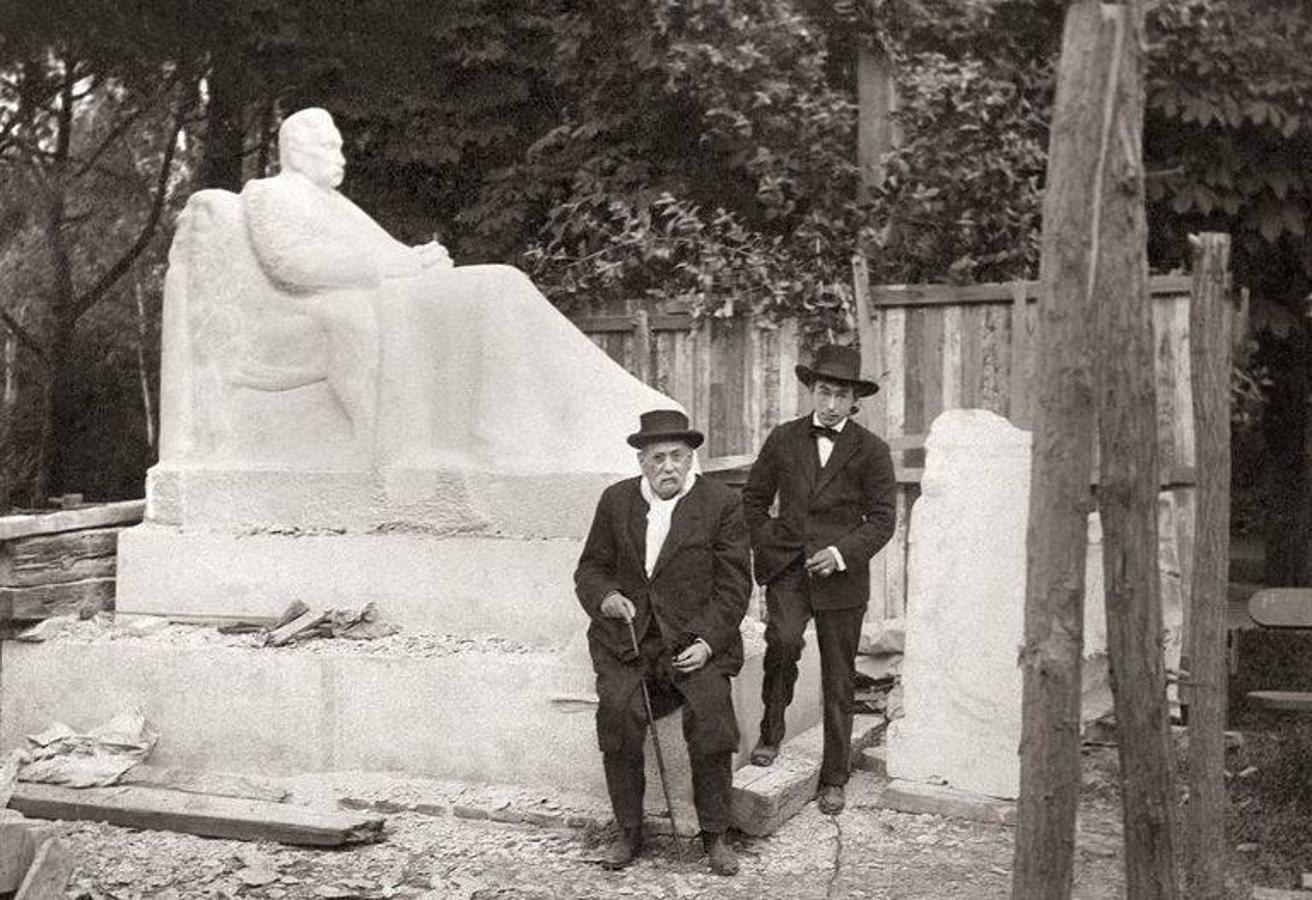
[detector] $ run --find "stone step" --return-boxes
[729,714,886,836]
[0,621,825,816]
[877,778,1017,826]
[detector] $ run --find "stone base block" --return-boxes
[115,527,587,647]
[0,624,823,818]
[729,714,885,836]
[144,464,616,538]
[878,779,1017,826]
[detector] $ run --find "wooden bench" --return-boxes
[1245,588,1312,714]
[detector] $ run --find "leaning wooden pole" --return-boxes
[1094,0,1180,896]
[1184,233,1232,899]
[1012,2,1113,896]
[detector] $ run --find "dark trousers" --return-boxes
[759,565,865,786]
[597,625,737,833]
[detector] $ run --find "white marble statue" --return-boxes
[160,107,674,477]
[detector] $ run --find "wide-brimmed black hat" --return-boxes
[626,409,705,449]
[795,344,880,397]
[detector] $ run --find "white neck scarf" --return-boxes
[640,471,697,577]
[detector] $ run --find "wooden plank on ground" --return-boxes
[14,837,71,900]
[118,766,289,803]
[0,501,144,542]
[1,578,115,621]
[8,783,384,846]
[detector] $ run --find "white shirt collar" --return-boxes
[810,414,848,433]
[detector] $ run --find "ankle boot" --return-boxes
[601,825,643,870]
[702,831,740,876]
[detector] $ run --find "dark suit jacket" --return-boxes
[575,475,751,673]
[741,415,897,609]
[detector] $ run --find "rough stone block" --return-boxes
[854,746,887,776]
[729,714,884,836]
[0,820,37,892]
[1252,889,1312,900]
[879,779,1017,826]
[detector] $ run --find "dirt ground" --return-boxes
[52,765,1130,900]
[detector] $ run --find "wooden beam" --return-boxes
[8,783,384,846]
[869,274,1192,308]
[1184,234,1232,900]
[0,578,114,622]
[0,501,144,542]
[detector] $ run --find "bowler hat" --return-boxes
[626,409,705,449]
[795,344,880,397]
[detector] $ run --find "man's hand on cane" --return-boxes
[600,592,636,622]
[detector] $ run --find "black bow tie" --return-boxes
[810,424,841,441]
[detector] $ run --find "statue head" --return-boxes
[279,108,346,189]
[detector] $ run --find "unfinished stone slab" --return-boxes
[879,778,1017,827]
[885,410,1036,799]
[886,409,1188,800]
[729,714,885,836]
[0,621,823,814]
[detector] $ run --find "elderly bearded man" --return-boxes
[742,344,897,815]
[574,410,751,876]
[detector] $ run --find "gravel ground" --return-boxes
[52,770,1127,900]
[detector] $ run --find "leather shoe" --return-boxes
[702,831,740,876]
[601,826,643,869]
[817,784,845,815]
[749,741,779,767]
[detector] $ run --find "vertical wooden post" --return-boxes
[1012,3,1112,897]
[851,253,882,430]
[632,309,652,386]
[1184,233,1231,900]
[1095,0,1179,895]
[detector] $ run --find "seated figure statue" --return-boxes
[158,107,676,479]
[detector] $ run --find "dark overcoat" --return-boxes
[740,415,898,610]
[574,475,752,754]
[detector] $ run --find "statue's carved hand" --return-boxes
[417,241,453,270]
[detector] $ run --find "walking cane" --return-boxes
[625,616,681,839]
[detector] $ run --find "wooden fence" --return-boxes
[575,273,1199,621]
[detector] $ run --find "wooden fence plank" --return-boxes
[1007,281,1035,428]
[1169,293,1196,469]
[881,308,907,445]
[942,304,964,413]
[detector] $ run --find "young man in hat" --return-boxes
[741,344,897,814]
[575,409,752,875]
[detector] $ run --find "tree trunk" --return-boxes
[1094,1,1180,896]
[857,43,896,196]
[1184,233,1231,899]
[201,49,246,191]
[1012,2,1112,896]
[133,282,157,453]
[1,328,15,510]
